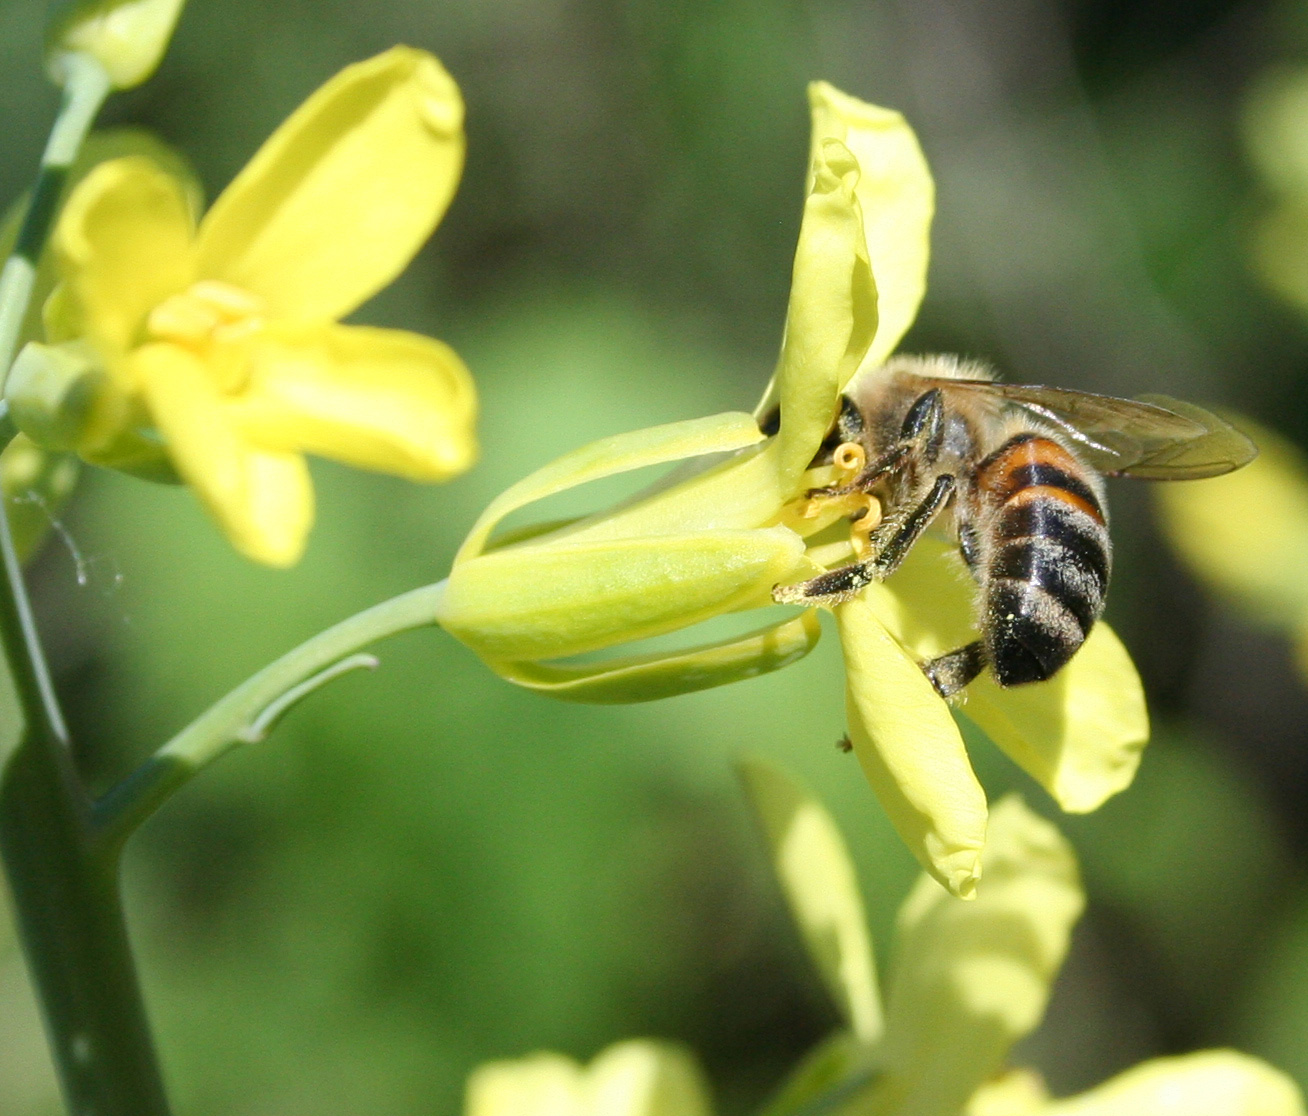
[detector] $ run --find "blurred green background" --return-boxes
[5,0,1308,1113]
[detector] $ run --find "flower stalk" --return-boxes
[0,39,173,1116]
[0,490,171,1114]
[0,54,110,395]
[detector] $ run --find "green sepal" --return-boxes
[455,411,764,565]
[489,610,820,703]
[7,340,102,450]
[439,527,807,662]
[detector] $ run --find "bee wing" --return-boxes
[918,378,1257,479]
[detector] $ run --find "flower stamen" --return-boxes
[146,281,267,392]
[833,441,866,475]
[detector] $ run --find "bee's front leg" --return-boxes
[775,472,957,606]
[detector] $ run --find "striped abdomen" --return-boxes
[975,434,1111,687]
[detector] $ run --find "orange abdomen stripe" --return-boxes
[976,436,1104,524]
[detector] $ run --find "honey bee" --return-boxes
[770,355,1257,697]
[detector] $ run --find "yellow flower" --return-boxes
[436,80,1147,897]
[1244,66,1308,312]
[437,80,1147,895]
[1155,419,1308,678]
[739,759,1305,1116]
[464,1041,713,1116]
[18,47,476,565]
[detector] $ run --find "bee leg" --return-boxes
[775,473,956,605]
[922,641,988,698]
[867,472,955,579]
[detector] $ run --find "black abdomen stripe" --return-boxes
[1004,462,1103,517]
[985,579,1085,685]
[996,499,1111,588]
[986,492,1112,687]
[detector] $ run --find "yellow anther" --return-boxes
[145,282,266,392]
[213,316,265,346]
[833,441,866,475]
[188,280,266,321]
[147,294,221,342]
[850,494,881,559]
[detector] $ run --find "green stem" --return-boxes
[0,498,170,1115]
[0,54,109,392]
[0,53,169,1116]
[94,581,449,846]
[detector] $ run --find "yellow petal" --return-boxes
[463,1042,714,1116]
[465,1052,585,1116]
[771,136,877,485]
[133,342,312,565]
[1155,419,1308,629]
[585,1041,714,1116]
[454,411,765,564]
[1043,1051,1306,1116]
[197,47,464,323]
[861,534,977,659]
[1250,201,1308,314]
[0,127,202,351]
[1244,66,1308,199]
[493,611,820,704]
[838,595,986,898]
[861,534,1149,813]
[875,797,1082,1116]
[438,527,807,661]
[738,757,882,1043]
[54,156,195,356]
[229,323,476,481]
[808,82,934,374]
[964,622,1149,813]
[965,1069,1050,1116]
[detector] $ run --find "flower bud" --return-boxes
[47,0,186,90]
[1,435,80,563]
[6,340,102,451]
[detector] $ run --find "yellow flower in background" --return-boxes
[1156,419,1308,677]
[437,81,1147,897]
[16,46,476,565]
[465,1041,713,1116]
[1244,66,1308,312]
[738,759,1306,1116]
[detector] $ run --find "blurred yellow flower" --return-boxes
[1156,419,1308,677]
[1244,66,1308,312]
[739,759,1305,1116]
[20,46,476,565]
[438,81,1147,897]
[464,1041,713,1116]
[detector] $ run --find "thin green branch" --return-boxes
[0,54,110,392]
[241,652,378,742]
[93,580,449,847]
